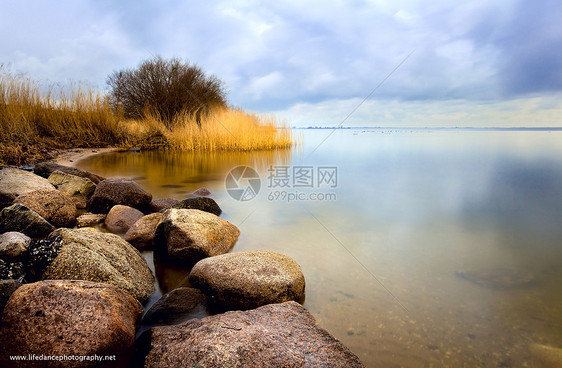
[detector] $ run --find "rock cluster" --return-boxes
[0,161,364,367]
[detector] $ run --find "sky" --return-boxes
[1,0,562,127]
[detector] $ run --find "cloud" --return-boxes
[1,0,561,125]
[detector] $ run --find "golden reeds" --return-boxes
[0,68,294,165]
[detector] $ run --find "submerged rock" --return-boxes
[105,205,144,234]
[154,209,239,265]
[34,161,104,184]
[0,231,30,260]
[455,268,538,290]
[123,213,163,249]
[189,250,305,310]
[529,343,562,368]
[42,228,154,303]
[0,168,54,209]
[167,197,222,216]
[15,189,77,228]
[149,198,179,212]
[141,301,365,368]
[0,280,139,367]
[48,170,96,209]
[142,287,207,326]
[0,204,55,238]
[88,178,152,214]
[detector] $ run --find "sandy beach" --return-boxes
[52,147,120,167]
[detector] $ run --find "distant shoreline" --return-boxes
[292,126,562,131]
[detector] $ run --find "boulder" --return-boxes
[42,228,154,303]
[15,189,77,228]
[0,204,55,238]
[0,279,22,322]
[0,231,30,259]
[142,287,207,326]
[105,205,144,234]
[189,250,305,310]
[0,168,54,209]
[149,198,179,212]
[34,161,104,184]
[167,197,222,216]
[48,170,96,209]
[141,301,364,368]
[154,209,239,265]
[88,178,152,214]
[0,280,139,367]
[123,213,163,248]
[76,213,106,228]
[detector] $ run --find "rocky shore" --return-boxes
[0,160,365,367]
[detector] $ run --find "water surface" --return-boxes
[77,129,562,367]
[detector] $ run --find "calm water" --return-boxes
[77,129,562,367]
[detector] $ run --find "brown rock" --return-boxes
[76,213,106,228]
[88,178,152,214]
[189,250,305,310]
[105,205,144,234]
[0,168,54,209]
[34,162,104,184]
[168,197,222,216]
[123,213,162,248]
[0,280,139,367]
[0,231,30,259]
[43,228,154,303]
[142,301,365,368]
[154,209,239,265]
[149,198,179,212]
[15,189,77,228]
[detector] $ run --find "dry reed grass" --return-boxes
[0,68,294,165]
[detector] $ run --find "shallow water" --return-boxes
[77,129,562,367]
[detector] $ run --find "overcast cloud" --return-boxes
[1,0,561,126]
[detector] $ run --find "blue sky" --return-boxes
[1,0,561,126]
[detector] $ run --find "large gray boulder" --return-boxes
[42,228,154,303]
[104,205,144,234]
[123,212,162,249]
[14,189,77,228]
[0,204,55,238]
[142,301,365,368]
[189,250,305,310]
[0,280,139,367]
[88,178,152,214]
[48,170,96,209]
[0,232,30,259]
[154,209,239,265]
[34,161,104,184]
[0,168,54,209]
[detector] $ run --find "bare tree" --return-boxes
[107,56,227,127]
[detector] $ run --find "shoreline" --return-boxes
[52,147,120,167]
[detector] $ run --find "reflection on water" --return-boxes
[77,130,562,367]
